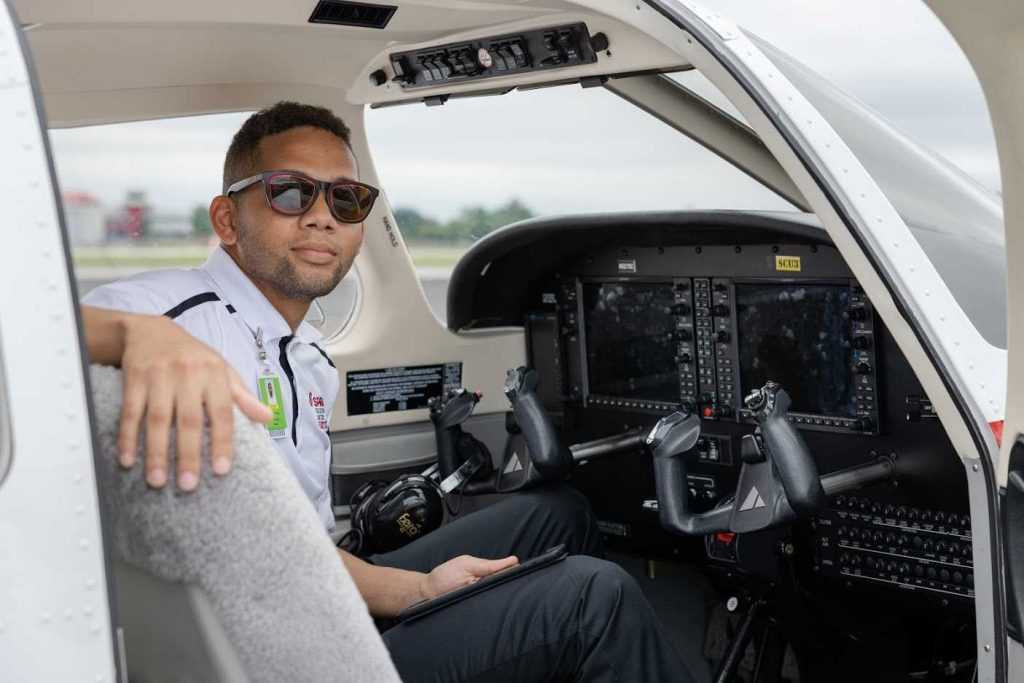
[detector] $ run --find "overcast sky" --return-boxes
[48,0,1000,222]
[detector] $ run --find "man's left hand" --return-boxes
[419,554,520,600]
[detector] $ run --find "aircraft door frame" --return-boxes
[0,1,122,679]
[923,0,1024,676]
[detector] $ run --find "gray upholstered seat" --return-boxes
[89,365,401,683]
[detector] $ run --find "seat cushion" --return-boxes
[89,364,401,683]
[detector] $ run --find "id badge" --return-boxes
[256,375,289,439]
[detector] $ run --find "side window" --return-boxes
[50,114,360,337]
[365,85,794,323]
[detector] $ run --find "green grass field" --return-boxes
[72,243,467,270]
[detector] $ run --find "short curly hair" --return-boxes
[222,101,353,193]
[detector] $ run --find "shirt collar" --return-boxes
[201,246,323,345]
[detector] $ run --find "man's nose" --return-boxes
[302,186,337,230]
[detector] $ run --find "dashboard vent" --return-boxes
[308,0,397,29]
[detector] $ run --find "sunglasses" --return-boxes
[225,170,380,224]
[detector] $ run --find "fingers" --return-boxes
[143,367,173,489]
[467,555,520,577]
[228,367,273,424]
[173,372,204,492]
[118,367,147,468]
[206,367,237,476]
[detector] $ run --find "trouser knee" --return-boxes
[518,485,603,556]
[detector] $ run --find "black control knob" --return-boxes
[671,303,692,316]
[926,567,938,580]
[864,556,877,570]
[675,329,693,342]
[713,304,730,317]
[934,511,947,525]
[678,353,692,364]
[714,283,728,293]
[854,417,875,432]
[952,571,964,585]
[913,564,924,578]
[896,506,908,521]
[852,335,872,350]
[716,330,731,343]
[939,568,951,582]
[855,361,873,375]
[907,508,919,522]
[920,509,933,524]
[936,541,950,556]
[922,539,935,554]
[899,562,910,576]
[849,306,867,322]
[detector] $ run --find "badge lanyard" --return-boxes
[250,324,289,440]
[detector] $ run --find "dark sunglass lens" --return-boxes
[330,184,373,222]
[268,175,315,213]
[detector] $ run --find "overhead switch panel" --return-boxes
[389,23,601,89]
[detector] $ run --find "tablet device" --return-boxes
[397,544,569,624]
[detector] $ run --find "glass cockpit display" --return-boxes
[583,282,678,403]
[734,283,856,418]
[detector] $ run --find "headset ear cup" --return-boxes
[349,480,388,555]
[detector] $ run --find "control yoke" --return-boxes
[495,367,574,493]
[428,388,494,494]
[648,381,892,536]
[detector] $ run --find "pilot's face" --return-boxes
[230,126,364,302]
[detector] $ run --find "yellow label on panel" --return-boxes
[775,255,802,272]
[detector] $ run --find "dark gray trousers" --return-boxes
[370,486,706,683]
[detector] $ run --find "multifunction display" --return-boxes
[582,282,678,405]
[567,276,879,434]
[735,284,856,419]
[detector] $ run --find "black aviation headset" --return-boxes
[339,474,445,556]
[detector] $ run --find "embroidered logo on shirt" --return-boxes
[309,392,328,431]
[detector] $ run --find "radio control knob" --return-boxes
[713,304,730,317]
[855,361,873,375]
[849,306,868,322]
[716,330,731,343]
[714,283,728,293]
[853,336,871,350]
[678,353,692,364]
[671,303,692,316]
[675,329,693,342]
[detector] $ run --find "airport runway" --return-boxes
[76,269,452,326]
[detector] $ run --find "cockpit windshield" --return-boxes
[756,37,1007,348]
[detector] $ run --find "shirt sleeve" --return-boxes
[82,278,229,355]
[82,279,168,316]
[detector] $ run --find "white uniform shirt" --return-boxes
[84,246,340,531]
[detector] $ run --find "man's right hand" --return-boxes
[419,554,520,601]
[82,305,273,491]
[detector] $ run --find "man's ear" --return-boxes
[210,195,240,246]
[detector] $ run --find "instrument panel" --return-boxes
[519,238,971,604]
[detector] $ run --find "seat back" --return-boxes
[89,365,401,683]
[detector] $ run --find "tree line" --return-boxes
[192,199,533,243]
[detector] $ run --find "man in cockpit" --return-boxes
[82,101,705,682]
